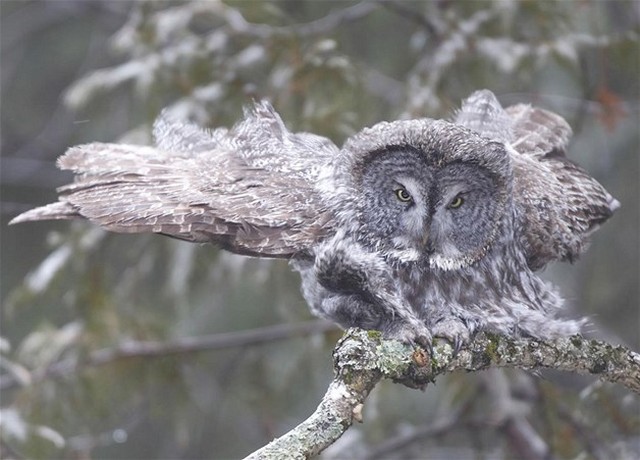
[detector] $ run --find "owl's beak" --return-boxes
[421,231,433,254]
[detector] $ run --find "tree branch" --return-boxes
[0,320,337,391]
[222,1,378,39]
[245,329,640,459]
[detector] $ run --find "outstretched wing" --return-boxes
[504,103,571,158]
[453,89,514,143]
[455,90,619,269]
[11,102,339,258]
[454,89,572,154]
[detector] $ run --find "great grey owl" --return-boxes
[11,90,619,349]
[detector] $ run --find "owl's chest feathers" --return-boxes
[393,241,549,315]
[395,265,500,311]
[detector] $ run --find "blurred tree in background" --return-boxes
[1,1,638,458]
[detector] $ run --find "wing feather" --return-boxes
[505,103,572,158]
[10,103,339,258]
[455,90,619,269]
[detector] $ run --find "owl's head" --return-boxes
[334,119,513,270]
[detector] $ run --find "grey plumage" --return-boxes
[11,91,619,348]
[15,103,335,257]
[455,90,620,269]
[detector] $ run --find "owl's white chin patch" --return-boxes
[386,247,421,263]
[429,254,467,271]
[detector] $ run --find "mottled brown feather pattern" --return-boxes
[457,91,619,270]
[12,105,336,257]
[506,103,572,156]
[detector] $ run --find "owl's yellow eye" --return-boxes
[449,195,464,209]
[395,188,413,203]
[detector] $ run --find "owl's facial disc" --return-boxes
[390,176,430,255]
[427,163,503,270]
[358,148,433,262]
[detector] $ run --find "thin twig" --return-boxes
[377,0,440,37]
[365,407,464,459]
[0,320,337,391]
[223,1,378,39]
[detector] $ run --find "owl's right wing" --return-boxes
[10,102,339,258]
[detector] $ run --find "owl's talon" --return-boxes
[413,334,433,354]
[381,320,433,353]
[431,317,472,354]
[452,338,465,356]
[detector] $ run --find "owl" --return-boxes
[11,90,619,349]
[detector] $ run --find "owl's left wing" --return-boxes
[10,103,339,258]
[453,89,514,143]
[455,90,619,269]
[504,103,571,158]
[454,90,572,155]
[506,104,620,268]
